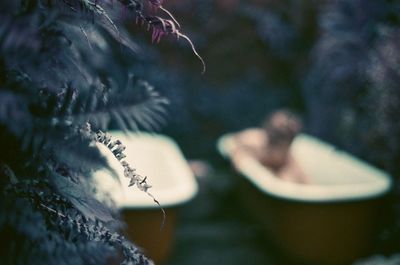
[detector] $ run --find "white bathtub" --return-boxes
[217,133,392,265]
[95,132,198,264]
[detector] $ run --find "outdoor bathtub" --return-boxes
[217,133,392,265]
[95,132,198,264]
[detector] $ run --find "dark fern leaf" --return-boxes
[0,0,181,264]
[0,91,31,135]
[50,128,117,176]
[43,0,141,53]
[1,182,118,265]
[5,74,167,157]
[49,167,116,222]
[39,203,153,265]
[104,79,169,132]
[0,2,43,63]
[48,74,169,132]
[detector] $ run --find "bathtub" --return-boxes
[217,133,392,265]
[95,132,198,264]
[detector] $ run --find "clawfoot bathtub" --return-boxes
[218,133,392,265]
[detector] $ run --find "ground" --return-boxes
[165,162,306,265]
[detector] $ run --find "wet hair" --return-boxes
[262,109,302,146]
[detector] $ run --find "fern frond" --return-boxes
[39,203,153,265]
[51,0,119,32]
[51,74,169,132]
[3,74,167,162]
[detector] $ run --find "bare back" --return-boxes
[232,128,310,184]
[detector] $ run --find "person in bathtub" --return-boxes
[231,109,310,184]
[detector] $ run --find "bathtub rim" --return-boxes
[95,132,199,209]
[217,133,392,203]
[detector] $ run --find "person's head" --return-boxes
[263,109,302,147]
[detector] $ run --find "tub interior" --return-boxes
[218,133,392,202]
[94,132,198,208]
[292,135,385,186]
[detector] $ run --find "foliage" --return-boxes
[0,0,195,264]
[304,0,400,258]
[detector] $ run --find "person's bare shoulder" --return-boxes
[234,128,266,149]
[229,128,265,168]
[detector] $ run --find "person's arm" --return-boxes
[230,129,266,169]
